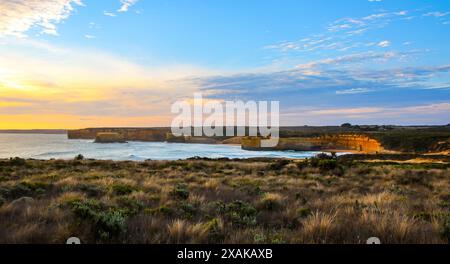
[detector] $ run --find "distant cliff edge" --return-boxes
[67,126,450,154]
[68,127,384,153]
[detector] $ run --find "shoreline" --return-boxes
[2,130,448,155]
[2,152,448,164]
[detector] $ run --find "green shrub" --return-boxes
[179,202,197,218]
[318,159,338,171]
[438,200,450,209]
[170,183,189,200]
[96,209,127,240]
[268,159,290,170]
[3,184,31,198]
[1,181,50,199]
[270,233,286,244]
[116,197,144,215]
[253,232,266,243]
[9,157,26,166]
[75,154,84,160]
[441,217,450,243]
[206,218,225,242]
[219,200,258,227]
[309,153,339,171]
[296,161,308,170]
[316,153,332,159]
[67,199,126,240]
[145,205,174,216]
[68,199,103,219]
[298,207,312,218]
[75,183,105,197]
[0,176,8,182]
[112,183,136,196]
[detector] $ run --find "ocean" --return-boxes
[0,133,322,161]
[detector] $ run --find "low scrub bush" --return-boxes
[268,160,290,170]
[116,197,144,215]
[171,183,190,200]
[67,199,127,240]
[9,157,26,166]
[112,183,136,196]
[218,200,258,227]
[441,217,450,243]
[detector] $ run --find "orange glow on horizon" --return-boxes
[0,114,173,130]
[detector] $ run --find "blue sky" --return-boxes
[44,0,450,69]
[0,0,449,128]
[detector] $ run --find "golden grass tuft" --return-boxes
[167,219,209,244]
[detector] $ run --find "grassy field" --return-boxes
[0,155,449,244]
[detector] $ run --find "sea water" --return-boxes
[0,133,322,161]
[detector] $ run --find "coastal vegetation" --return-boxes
[0,154,448,244]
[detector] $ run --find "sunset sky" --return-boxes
[0,0,449,129]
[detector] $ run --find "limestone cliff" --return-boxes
[242,134,384,153]
[68,128,170,142]
[221,137,243,145]
[69,128,384,153]
[94,132,126,143]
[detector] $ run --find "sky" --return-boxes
[0,0,449,129]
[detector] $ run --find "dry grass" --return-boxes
[0,157,448,244]
[167,219,209,243]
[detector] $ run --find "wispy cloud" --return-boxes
[118,0,138,13]
[295,51,407,69]
[282,103,450,125]
[377,40,391,48]
[328,10,409,33]
[0,0,84,38]
[88,22,100,29]
[423,10,450,25]
[191,51,450,109]
[336,88,373,95]
[103,11,117,17]
[423,11,450,18]
[103,1,138,18]
[265,9,432,55]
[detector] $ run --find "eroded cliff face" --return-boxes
[242,134,384,153]
[94,132,126,143]
[67,128,98,139]
[68,128,170,141]
[69,128,384,153]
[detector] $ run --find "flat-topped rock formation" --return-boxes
[94,132,126,143]
[68,127,170,141]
